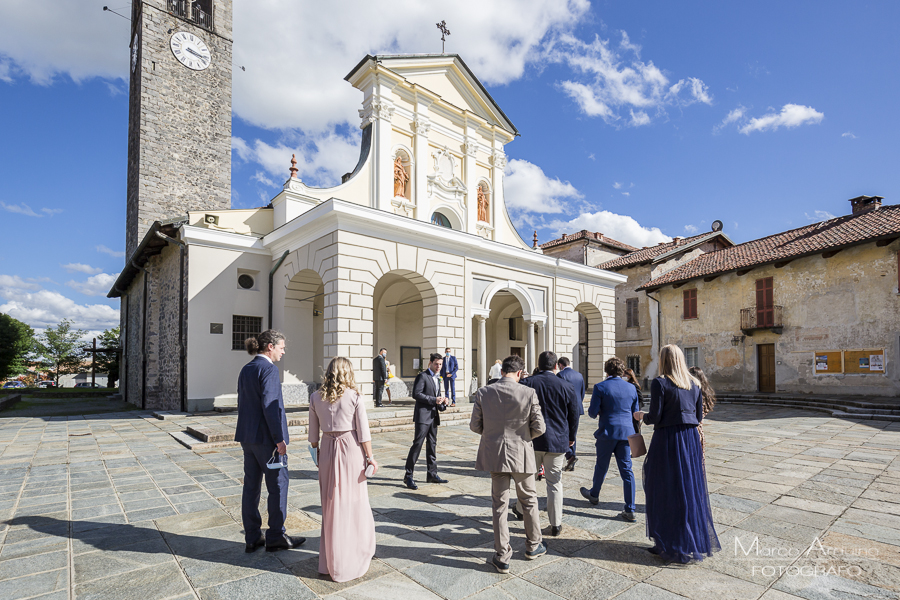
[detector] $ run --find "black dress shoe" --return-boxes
[511,504,523,521]
[375,402,384,408]
[564,456,578,471]
[426,474,448,484]
[245,535,265,553]
[550,525,563,537]
[266,534,305,552]
[403,476,418,490]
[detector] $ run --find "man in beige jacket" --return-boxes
[470,354,547,573]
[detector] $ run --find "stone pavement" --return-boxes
[1,404,899,600]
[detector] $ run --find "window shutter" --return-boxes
[756,278,773,327]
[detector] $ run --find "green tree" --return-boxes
[0,313,34,381]
[36,319,87,386]
[95,327,121,388]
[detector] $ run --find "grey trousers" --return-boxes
[518,451,566,527]
[491,472,541,563]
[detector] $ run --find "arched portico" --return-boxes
[373,269,438,395]
[280,268,325,402]
[573,302,604,389]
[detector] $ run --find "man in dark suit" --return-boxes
[403,352,450,489]
[557,356,585,471]
[235,330,305,553]
[517,351,579,536]
[373,348,388,407]
[440,347,459,406]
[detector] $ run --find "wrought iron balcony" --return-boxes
[168,0,214,31]
[740,305,783,335]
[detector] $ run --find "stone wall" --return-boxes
[126,0,232,256]
[656,240,900,396]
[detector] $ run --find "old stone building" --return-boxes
[639,196,900,396]
[109,1,623,411]
[542,229,733,385]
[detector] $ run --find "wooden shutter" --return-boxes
[683,289,697,319]
[756,278,773,327]
[626,298,639,327]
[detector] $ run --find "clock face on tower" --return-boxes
[169,31,211,71]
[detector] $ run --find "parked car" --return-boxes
[37,381,56,388]
[2,381,26,389]
[74,382,102,388]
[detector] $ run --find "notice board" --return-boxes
[844,349,885,375]
[813,351,843,375]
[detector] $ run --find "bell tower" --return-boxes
[126,0,233,256]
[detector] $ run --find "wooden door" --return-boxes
[756,277,774,327]
[758,344,776,392]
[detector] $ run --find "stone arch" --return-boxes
[480,280,538,321]
[373,269,438,393]
[573,301,604,388]
[281,268,325,403]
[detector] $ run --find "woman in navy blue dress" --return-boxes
[634,345,720,562]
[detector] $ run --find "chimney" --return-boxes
[849,195,883,215]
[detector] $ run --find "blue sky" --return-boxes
[1,0,898,336]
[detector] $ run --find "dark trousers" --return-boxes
[590,437,636,513]
[241,442,289,545]
[373,380,385,405]
[565,419,581,460]
[443,377,456,402]
[405,421,438,478]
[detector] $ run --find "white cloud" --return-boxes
[0,1,128,85]
[504,159,582,214]
[250,171,278,188]
[805,210,836,222]
[1,201,41,217]
[41,207,63,216]
[548,210,671,248]
[62,263,102,275]
[842,132,857,139]
[545,31,712,126]
[713,105,746,133]
[233,131,362,188]
[96,245,125,258]
[66,273,116,297]
[684,224,699,234]
[0,273,119,330]
[231,1,590,132]
[621,191,630,197]
[612,182,623,189]
[739,104,824,135]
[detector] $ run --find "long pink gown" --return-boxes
[308,389,375,582]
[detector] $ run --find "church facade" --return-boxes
[110,2,623,411]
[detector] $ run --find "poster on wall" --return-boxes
[870,354,884,372]
[814,351,842,374]
[815,355,828,371]
[844,349,885,375]
[859,357,870,370]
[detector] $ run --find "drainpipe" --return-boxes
[155,230,187,412]
[645,290,661,380]
[269,251,290,330]
[132,259,149,410]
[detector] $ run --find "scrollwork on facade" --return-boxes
[412,116,431,136]
[358,98,395,128]
[463,136,478,157]
[490,150,507,169]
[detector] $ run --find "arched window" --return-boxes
[431,212,452,228]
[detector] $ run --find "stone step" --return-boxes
[153,411,192,420]
[718,398,900,422]
[186,425,235,443]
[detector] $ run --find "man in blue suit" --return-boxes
[440,347,459,406]
[235,330,305,553]
[580,356,640,522]
[556,357,585,471]
[518,351,580,537]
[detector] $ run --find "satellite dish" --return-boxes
[711,220,723,232]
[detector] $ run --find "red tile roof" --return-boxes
[596,232,726,271]
[639,204,900,291]
[540,230,639,253]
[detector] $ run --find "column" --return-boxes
[526,320,536,373]
[475,315,487,387]
[536,321,545,358]
[412,108,431,221]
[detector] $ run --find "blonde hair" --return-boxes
[320,357,357,404]
[659,344,699,390]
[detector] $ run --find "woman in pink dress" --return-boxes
[308,357,378,582]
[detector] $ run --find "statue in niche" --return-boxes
[477,184,490,222]
[393,155,409,198]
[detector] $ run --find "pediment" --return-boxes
[346,54,517,135]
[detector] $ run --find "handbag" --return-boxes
[627,433,647,458]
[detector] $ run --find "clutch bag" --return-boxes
[627,433,647,458]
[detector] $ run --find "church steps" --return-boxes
[717,394,900,422]
[171,404,475,450]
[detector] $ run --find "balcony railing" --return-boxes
[167,0,213,31]
[740,305,783,334]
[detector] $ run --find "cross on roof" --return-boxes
[436,20,450,54]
